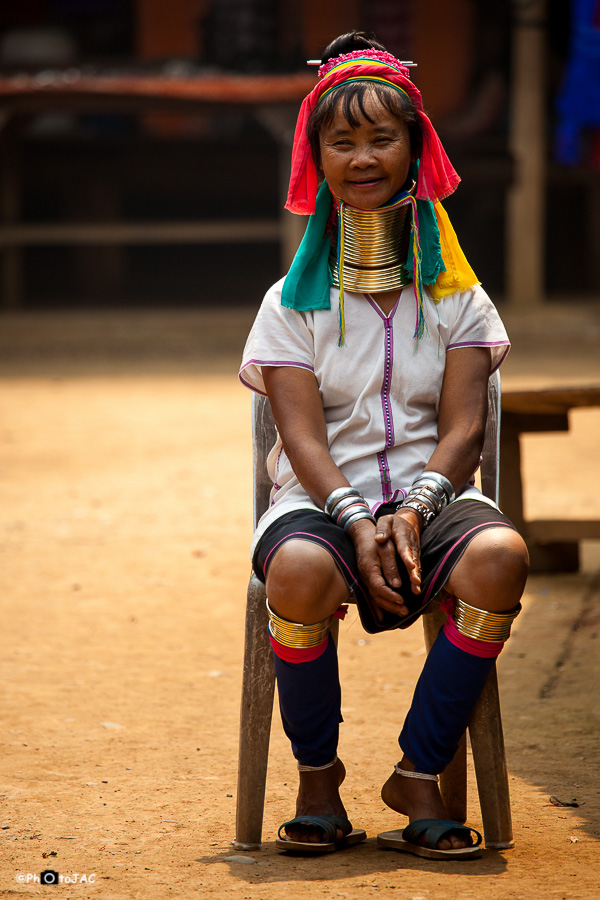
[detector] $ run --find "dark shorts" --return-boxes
[252,498,516,634]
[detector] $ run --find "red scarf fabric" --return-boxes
[286,50,460,215]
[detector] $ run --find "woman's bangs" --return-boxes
[326,82,414,128]
[308,81,420,166]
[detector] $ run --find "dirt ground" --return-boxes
[1,303,599,899]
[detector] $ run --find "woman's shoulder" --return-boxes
[431,282,503,321]
[429,281,494,305]
[261,276,286,305]
[456,283,504,320]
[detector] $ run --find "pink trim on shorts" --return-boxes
[263,530,361,596]
[422,520,512,605]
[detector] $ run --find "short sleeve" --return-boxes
[444,284,510,373]
[239,279,316,395]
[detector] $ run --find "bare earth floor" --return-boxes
[1,304,599,899]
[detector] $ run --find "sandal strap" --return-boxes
[402,818,482,850]
[278,814,353,843]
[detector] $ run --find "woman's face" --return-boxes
[318,93,413,209]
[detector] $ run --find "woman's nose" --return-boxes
[349,143,376,167]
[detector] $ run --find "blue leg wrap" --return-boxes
[399,628,495,774]
[272,636,341,767]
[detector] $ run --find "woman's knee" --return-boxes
[448,527,529,610]
[265,539,349,623]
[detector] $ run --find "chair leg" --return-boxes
[421,604,468,824]
[234,576,275,850]
[468,665,514,849]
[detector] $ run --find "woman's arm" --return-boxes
[262,364,349,506]
[376,346,492,572]
[426,345,491,493]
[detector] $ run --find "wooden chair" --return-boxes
[235,370,514,851]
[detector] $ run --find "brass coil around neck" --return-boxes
[329,193,415,293]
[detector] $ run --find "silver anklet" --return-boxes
[297,756,338,772]
[395,762,438,782]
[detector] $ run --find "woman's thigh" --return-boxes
[254,510,356,623]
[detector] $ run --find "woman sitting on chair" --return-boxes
[239,30,529,859]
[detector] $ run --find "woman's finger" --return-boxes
[374,514,394,544]
[377,538,402,588]
[397,542,422,594]
[390,512,422,594]
[375,594,409,617]
[362,565,407,609]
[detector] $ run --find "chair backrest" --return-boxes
[252,368,501,526]
[481,368,501,505]
[252,392,278,529]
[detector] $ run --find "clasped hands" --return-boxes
[349,508,423,622]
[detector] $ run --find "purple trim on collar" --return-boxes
[364,293,400,320]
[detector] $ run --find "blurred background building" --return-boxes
[0,0,596,311]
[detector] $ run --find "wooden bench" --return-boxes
[500,385,600,571]
[0,70,312,308]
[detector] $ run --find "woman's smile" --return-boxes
[350,177,384,186]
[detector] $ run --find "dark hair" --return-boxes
[307,31,422,170]
[320,31,387,65]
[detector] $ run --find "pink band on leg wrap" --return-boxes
[269,634,330,663]
[443,616,505,658]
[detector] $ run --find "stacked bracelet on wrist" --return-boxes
[398,471,455,529]
[324,486,376,532]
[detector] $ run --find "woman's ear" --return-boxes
[408,159,420,182]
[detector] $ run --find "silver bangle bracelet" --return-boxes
[406,485,443,513]
[324,486,362,518]
[413,471,455,504]
[403,489,438,515]
[410,480,445,503]
[337,502,371,530]
[342,509,376,531]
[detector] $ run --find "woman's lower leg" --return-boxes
[266,540,351,841]
[382,527,529,848]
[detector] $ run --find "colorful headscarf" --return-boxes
[281,49,478,345]
[286,48,461,215]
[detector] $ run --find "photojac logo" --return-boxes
[16,871,96,885]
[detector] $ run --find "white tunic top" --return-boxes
[240,280,510,552]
